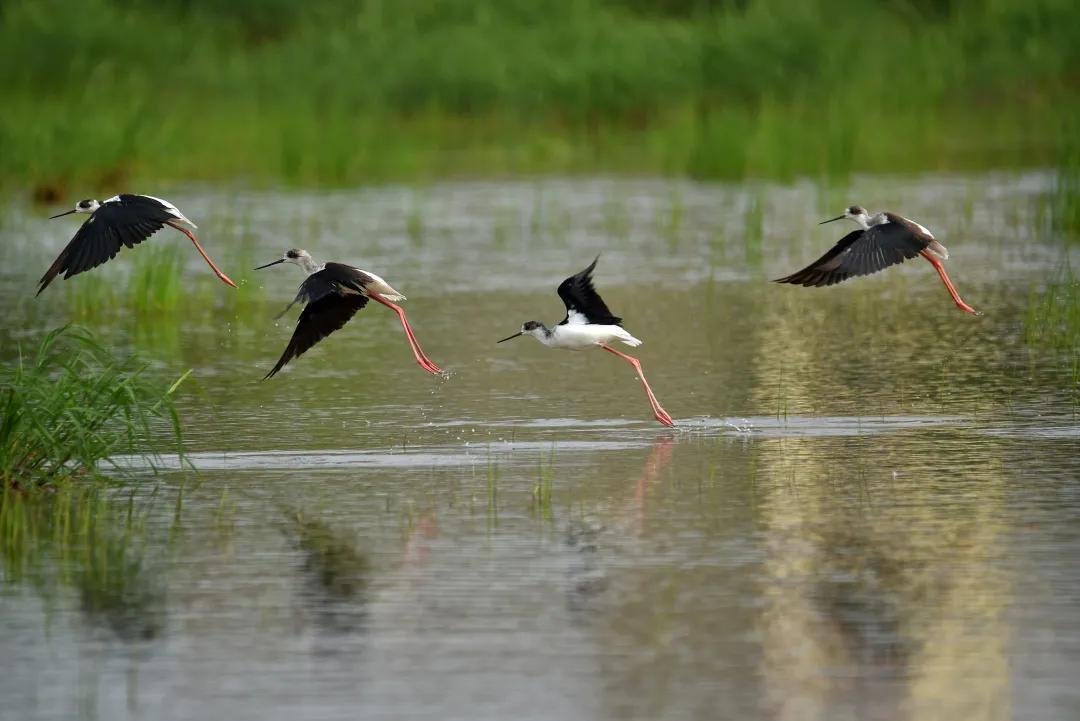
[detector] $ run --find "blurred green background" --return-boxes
[2,0,1078,192]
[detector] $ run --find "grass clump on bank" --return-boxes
[0,326,188,490]
[1,0,1078,190]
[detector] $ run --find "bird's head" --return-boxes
[497,320,547,344]
[820,205,870,228]
[50,199,99,219]
[255,248,313,271]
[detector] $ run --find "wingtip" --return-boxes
[581,254,601,277]
[37,263,62,295]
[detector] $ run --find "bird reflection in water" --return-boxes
[565,436,676,615]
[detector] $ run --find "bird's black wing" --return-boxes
[773,223,929,288]
[273,264,366,319]
[37,197,178,294]
[264,292,370,379]
[556,256,622,326]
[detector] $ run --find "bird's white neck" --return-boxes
[294,256,322,275]
[849,213,872,230]
[526,324,556,345]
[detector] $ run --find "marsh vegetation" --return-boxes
[2,0,1077,190]
[0,326,187,490]
[2,0,1079,705]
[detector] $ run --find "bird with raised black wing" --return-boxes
[774,205,979,315]
[497,256,675,427]
[39,194,236,294]
[257,249,442,379]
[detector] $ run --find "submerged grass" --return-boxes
[0,326,189,489]
[2,0,1078,189]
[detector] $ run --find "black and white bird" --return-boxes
[256,249,442,379]
[497,256,674,427]
[40,194,236,294]
[774,205,979,315]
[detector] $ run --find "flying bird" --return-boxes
[774,206,979,315]
[497,256,674,427]
[257,249,442,379]
[39,194,236,294]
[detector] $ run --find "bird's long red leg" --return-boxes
[919,250,979,315]
[367,292,443,375]
[167,221,237,288]
[600,345,675,428]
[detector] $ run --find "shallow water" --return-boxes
[1,173,1079,721]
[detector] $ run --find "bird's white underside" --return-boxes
[539,324,642,350]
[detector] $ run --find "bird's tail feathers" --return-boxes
[164,214,198,230]
[616,328,643,347]
[926,240,949,260]
[363,272,406,302]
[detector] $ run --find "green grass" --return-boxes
[62,237,265,321]
[2,0,1078,191]
[61,249,176,317]
[1022,259,1080,410]
[1023,261,1080,350]
[1053,116,1080,236]
[1023,259,1080,410]
[0,326,189,489]
[531,449,556,520]
[128,244,186,312]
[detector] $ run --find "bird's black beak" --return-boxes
[819,215,845,225]
[254,258,286,270]
[497,331,523,343]
[49,209,76,219]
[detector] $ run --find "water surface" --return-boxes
[1,173,1078,721]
